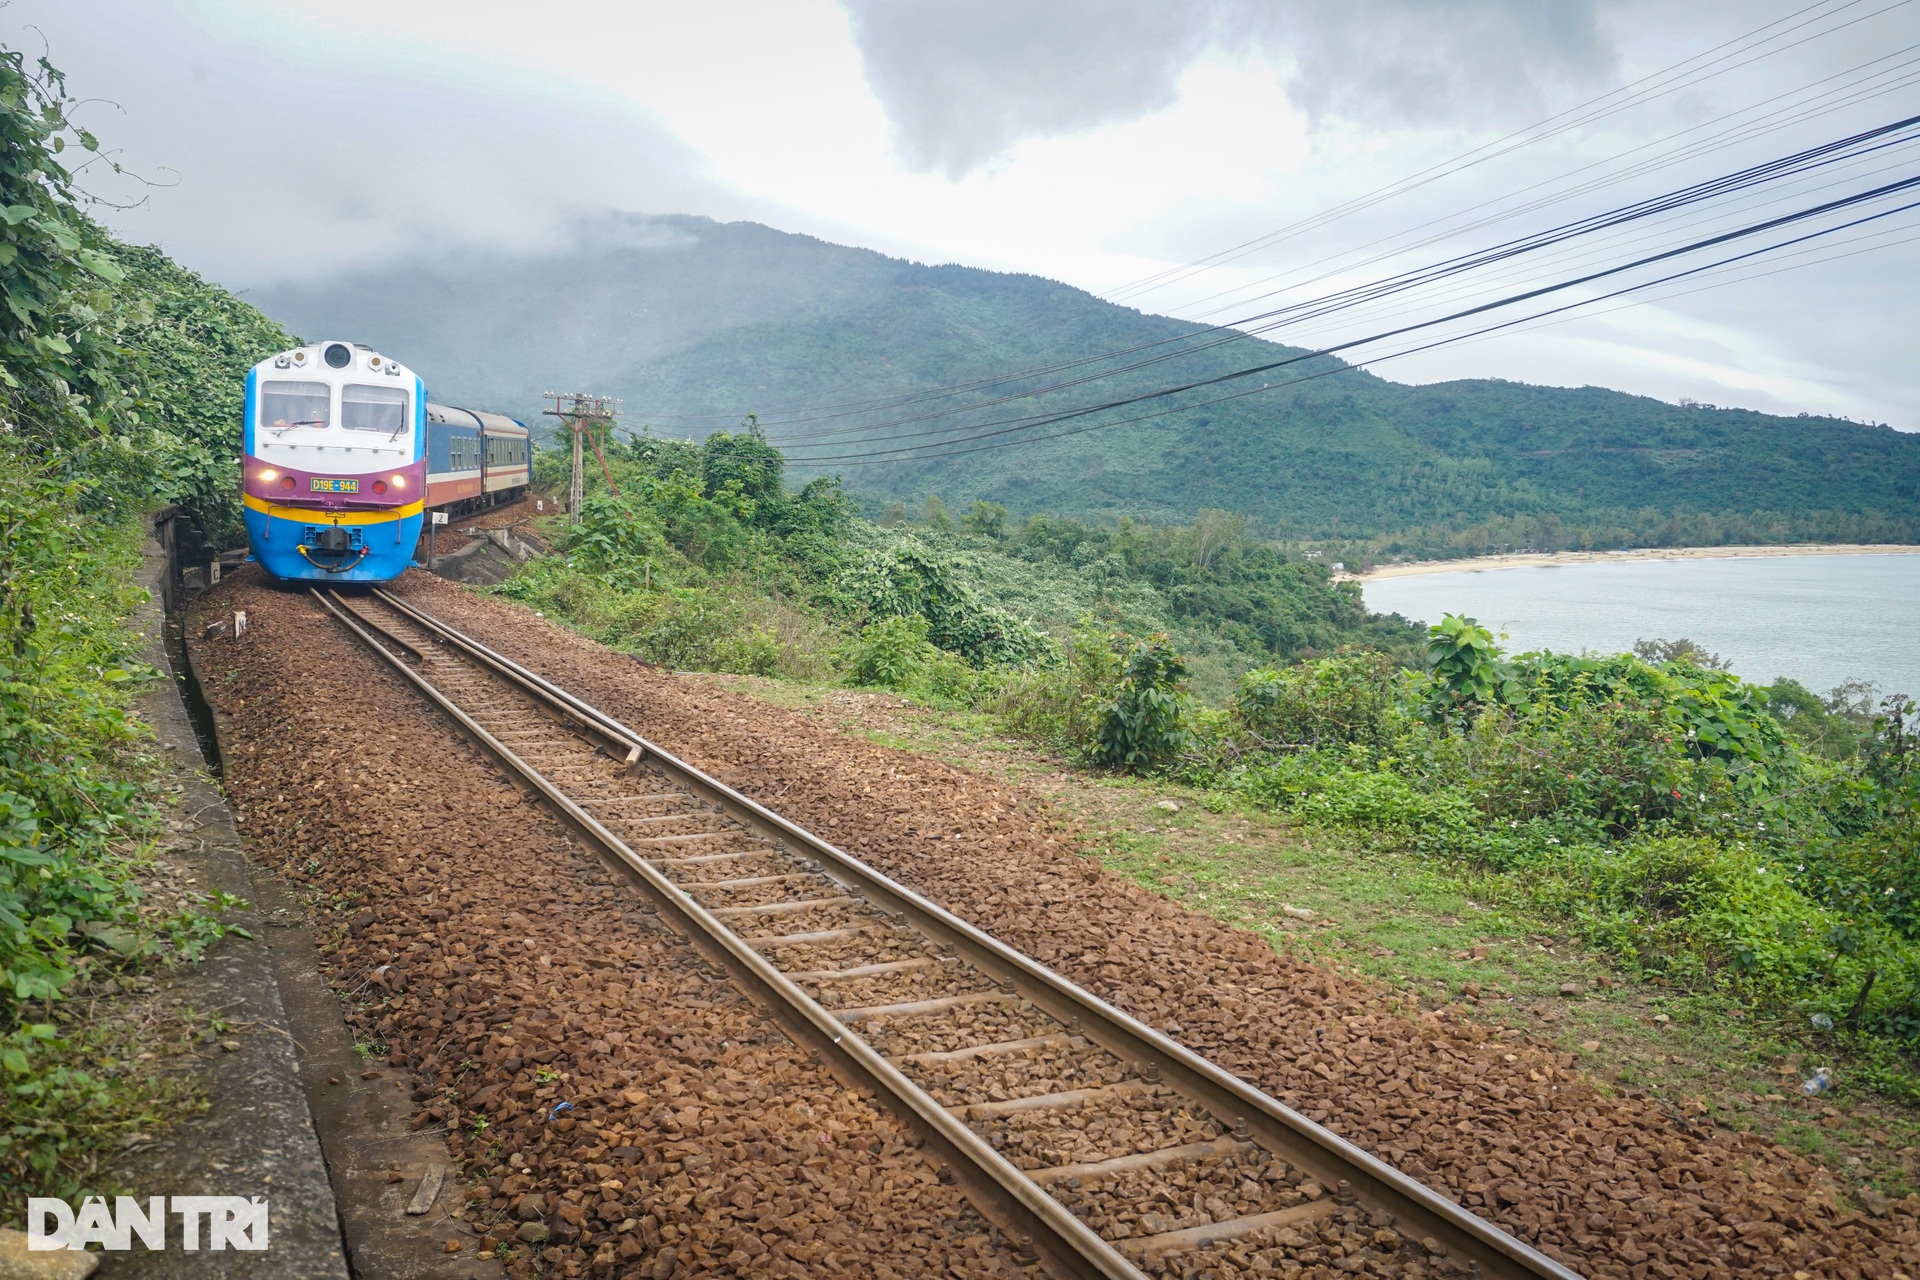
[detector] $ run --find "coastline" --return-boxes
[1349,542,1920,582]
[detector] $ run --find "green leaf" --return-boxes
[76,248,124,282]
[80,922,142,956]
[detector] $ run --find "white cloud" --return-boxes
[8,0,1917,426]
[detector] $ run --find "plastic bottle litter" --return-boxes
[1802,1068,1834,1096]
[1809,1012,1835,1030]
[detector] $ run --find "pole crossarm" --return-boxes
[543,391,623,523]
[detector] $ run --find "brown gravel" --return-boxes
[325,587,1432,1278]
[375,568,1920,1280]
[188,570,1026,1280]
[414,493,554,560]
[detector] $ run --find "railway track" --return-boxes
[314,586,1582,1280]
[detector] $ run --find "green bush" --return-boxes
[1235,648,1401,749]
[837,536,1053,668]
[1765,677,1871,760]
[992,622,1124,756]
[1424,614,1516,720]
[1511,650,1788,771]
[566,491,666,585]
[1008,511,1424,667]
[1093,635,1193,774]
[0,470,150,1006]
[636,589,784,676]
[841,613,999,708]
[845,614,934,690]
[1233,754,1479,838]
[1199,621,1920,1063]
[500,558,833,681]
[1452,687,1727,837]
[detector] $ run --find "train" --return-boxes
[241,341,531,582]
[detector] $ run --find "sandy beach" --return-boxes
[1351,542,1920,582]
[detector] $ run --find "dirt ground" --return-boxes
[414,492,556,561]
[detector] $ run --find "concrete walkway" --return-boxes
[76,535,351,1276]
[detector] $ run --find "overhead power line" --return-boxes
[763,116,1920,452]
[778,172,1920,465]
[1102,0,1911,305]
[633,10,1920,437]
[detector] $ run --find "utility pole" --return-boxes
[542,392,621,524]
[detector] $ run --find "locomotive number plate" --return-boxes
[311,477,358,493]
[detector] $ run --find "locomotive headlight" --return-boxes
[390,474,406,489]
[292,350,308,365]
[258,469,278,482]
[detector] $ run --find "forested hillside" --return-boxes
[257,213,1920,556]
[0,44,293,1197]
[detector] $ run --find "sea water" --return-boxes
[1362,553,1920,700]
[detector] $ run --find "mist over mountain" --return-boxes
[254,213,1920,550]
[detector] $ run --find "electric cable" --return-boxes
[760,118,1920,449]
[777,175,1920,464]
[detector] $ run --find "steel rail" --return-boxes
[344,586,1582,1280]
[314,589,1136,1280]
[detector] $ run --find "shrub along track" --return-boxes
[381,569,1920,1280]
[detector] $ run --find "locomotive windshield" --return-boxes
[259,380,331,430]
[342,384,411,434]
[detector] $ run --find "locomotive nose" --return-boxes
[315,526,353,554]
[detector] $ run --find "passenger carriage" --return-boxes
[425,403,530,514]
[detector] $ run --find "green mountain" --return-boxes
[255,214,1920,554]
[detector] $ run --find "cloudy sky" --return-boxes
[13,0,1920,426]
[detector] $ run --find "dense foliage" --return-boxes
[260,213,1920,562]
[506,425,1415,697]
[1013,609,1920,1071]
[109,244,297,543]
[0,44,286,1199]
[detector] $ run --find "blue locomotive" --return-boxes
[242,341,529,583]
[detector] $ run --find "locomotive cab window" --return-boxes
[342,384,410,433]
[259,380,331,430]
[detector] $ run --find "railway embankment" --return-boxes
[380,568,1920,1280]
[413,494,553,586]
[181,562,1920,1279]
[186,569,1027,1279]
